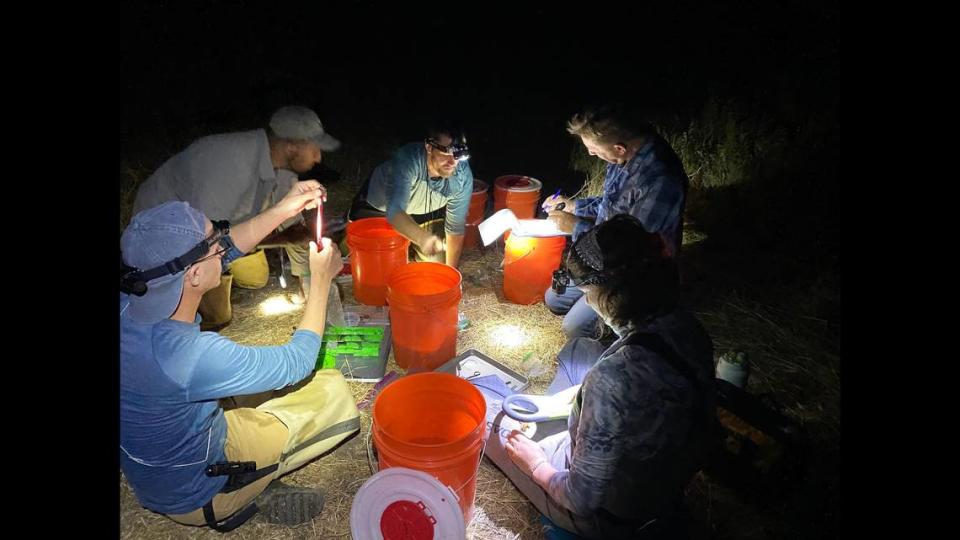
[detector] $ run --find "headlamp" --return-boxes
[427,137,471,162]
[550,267,607,295]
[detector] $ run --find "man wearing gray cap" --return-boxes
[132,105,343,327]
[120,182,360,531]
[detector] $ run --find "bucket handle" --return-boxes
[504,243,537,265]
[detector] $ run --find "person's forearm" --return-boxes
[445,232,464,268]
[297,272,331,335]
[388,211,429,246]
[230,206,294,254]
[531,461,559,491]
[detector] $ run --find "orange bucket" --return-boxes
[463,179,489,250]
[372,372,487,525]
[493,175,542,219]
[346,218,410,306]
[503,233,567,304]
[386,262,462,371]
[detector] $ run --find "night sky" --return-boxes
[120,1,839,193]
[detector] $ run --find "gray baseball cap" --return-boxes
[269,105,341,151]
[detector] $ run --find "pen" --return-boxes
[544,188,561,210]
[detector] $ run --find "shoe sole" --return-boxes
[258,488,325,526]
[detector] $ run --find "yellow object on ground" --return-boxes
[229,249,270,289]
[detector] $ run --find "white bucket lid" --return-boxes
[511,219,570,238]
[350,467,466,539]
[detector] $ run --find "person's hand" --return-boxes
[542,194,573,213]
[308,238,343,283]
[295,179,328,205]
[274,180,327,217]
[419,234,445,256]
[547,210,580,233]
[504,430,549,477]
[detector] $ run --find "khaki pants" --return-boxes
[167,370,361,526]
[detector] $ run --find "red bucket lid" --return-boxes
[350,467,466,539]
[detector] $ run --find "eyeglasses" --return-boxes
[185,226,231,268]
[188,245,229,268]
[119,220,232,297]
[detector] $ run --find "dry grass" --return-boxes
[696,291,840,440]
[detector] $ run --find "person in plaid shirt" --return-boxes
[543,104,689,339]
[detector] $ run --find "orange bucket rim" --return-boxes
[347,217,406,238]
[387,262,462,291]
[494,175,542,193]
[372,372,486,447]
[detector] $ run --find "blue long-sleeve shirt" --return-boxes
[119,312,322,514]
[573,135,688,256]
[364,142,474,234]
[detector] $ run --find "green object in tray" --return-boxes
[316,326,389,379]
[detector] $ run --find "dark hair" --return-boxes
[425,123,466,144]
[567,214,679,327]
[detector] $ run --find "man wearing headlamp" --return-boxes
[120,181,360,531]
[347,124,474,268]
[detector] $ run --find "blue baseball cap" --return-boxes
[120,201,208,323]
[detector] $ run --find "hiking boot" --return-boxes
[255,481,325,526]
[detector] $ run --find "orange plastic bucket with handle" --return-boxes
[463,179,489,250]
[386,262,462,371]
[346,218,410,306]
[503,233,567,304]
[493,175,542,219]
[372,372,487,526]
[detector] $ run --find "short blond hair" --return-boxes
[566,105,652,145]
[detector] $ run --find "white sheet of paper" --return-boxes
[478,209,571,246]
[513,219,569,237]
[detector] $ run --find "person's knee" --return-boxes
[562,316,596,339]
[285,245,309,277]
[545,288,571,315]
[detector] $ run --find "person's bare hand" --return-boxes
[419,234,445,256]
[504,430,549,477]
[547,210,580,233]
[275,180,327,216]
[542,194,573,213]
[308,238,343,283]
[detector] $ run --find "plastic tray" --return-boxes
[434,349,529,392]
